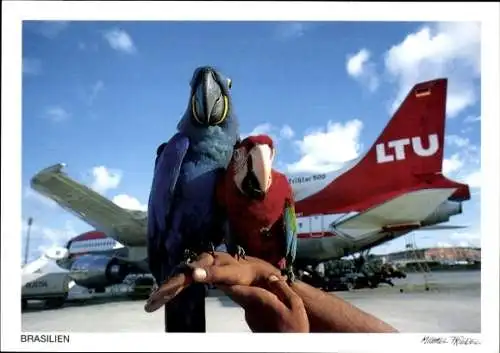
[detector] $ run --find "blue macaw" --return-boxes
[147,66,239,332]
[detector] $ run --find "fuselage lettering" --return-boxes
[26,280,48,288]
[288,173,326,185]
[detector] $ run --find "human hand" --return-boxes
[219,274,309,332]
[144,252,309,332]
[145,252,281,312]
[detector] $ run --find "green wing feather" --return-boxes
[284,201,298,264]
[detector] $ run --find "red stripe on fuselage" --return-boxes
[297,231,336,239]
[71,231,107,242]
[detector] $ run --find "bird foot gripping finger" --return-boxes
[183,249,199,264]
[236,245,246,260]
[281,265,296,284]
[228,244,246,260]
[207,242,216,257]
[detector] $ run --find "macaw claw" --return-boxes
[183,249,198,264]
[236,245,246,260]
[228,244,246,260]
[281,265,296,284]
[207,242,216,256]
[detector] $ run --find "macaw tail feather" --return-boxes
[284,202,298,265]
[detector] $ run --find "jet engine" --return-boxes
[69,255,129,290]
[421,201,463,226]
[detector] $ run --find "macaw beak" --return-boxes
[191,69,225,126]
[248,144,273,194]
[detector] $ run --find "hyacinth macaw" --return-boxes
[147,66,239,332]
[216,134,298,282]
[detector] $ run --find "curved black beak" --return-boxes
[192,68,225,126]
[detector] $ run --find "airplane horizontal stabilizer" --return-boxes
[333,188,457,239]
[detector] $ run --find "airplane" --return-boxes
[29,78,471,290]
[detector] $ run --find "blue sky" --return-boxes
[21,20,481,261]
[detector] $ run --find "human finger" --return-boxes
[266,275,304,311]
[144,272,191,313]
[191,265,250,286]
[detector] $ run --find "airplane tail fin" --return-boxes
[373,78,447,175]
[355,78,448,190]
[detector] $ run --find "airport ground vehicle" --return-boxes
[22,272,71,310]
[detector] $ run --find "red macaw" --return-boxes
[216,134,298,281]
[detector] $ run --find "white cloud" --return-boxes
[347,49,370,78]
[24,187,57,208]
[22,219,78,260]
[464,115,481,124]
[384,22,480,118]
[34,21,69,39]
[88,80,104,105]
[446,134,471,148]
[44,106,70,123]
[243,123,274,138]
[286,119,363,174]
[274,22,309,40]
[103,29,136,54]
[112,194,147,211]
[442,153,464,175]
[442,132,480,189]
[23,58,42,76]
[90,166,122,194]
[242,123,296,144]
[279,125,295,140]
[346,49,379,92]
[463,170,481,188]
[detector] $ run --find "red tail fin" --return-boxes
[296,79,454,215]
[369,78,447,177]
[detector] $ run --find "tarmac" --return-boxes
[21,270,481,333]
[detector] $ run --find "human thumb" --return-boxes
[192,268,208,282]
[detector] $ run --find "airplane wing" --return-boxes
[332,188,458,241]
[30,164,147,247]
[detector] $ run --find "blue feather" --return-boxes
[148,91,239,282]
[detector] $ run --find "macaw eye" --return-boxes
[233,148,244,164]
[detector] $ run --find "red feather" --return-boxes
[217,167,294,268]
